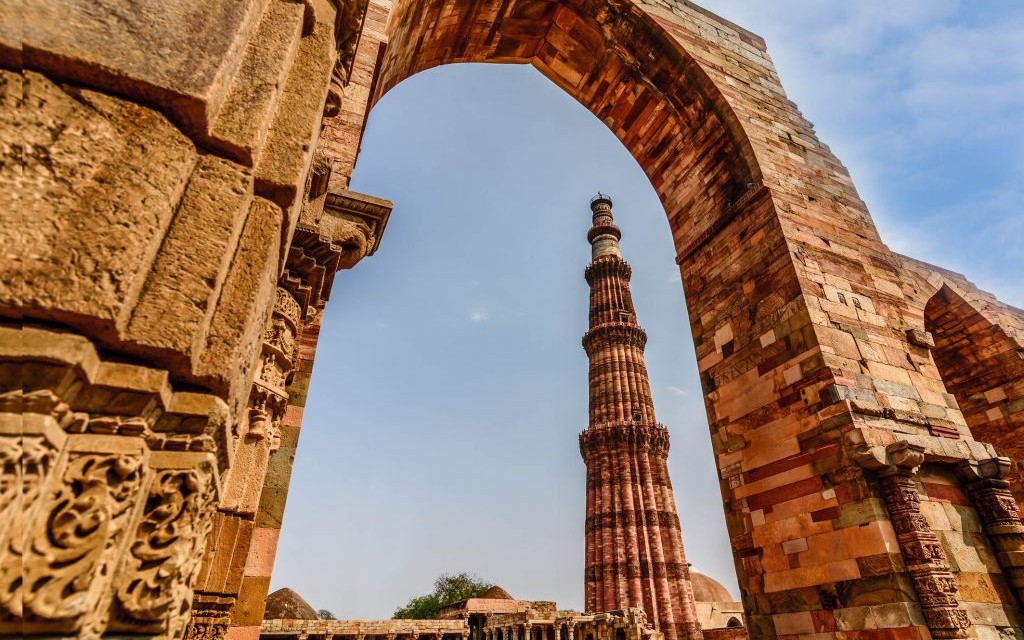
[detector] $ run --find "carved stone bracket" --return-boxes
[579,421,670,462]
[956,457,1024,605]
[854,442,971,639]
[1,327,224,639]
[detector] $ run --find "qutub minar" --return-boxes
[579,195,703,640]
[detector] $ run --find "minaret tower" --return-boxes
[579,194,703,640]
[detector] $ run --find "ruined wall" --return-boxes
[898,256,1024,506]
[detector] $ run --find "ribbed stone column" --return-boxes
[579,195,702,640]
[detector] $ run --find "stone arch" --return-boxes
[925,284,1024,503]
[371,0,763,244]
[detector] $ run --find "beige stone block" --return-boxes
[941,531,988,573]
[833,603,922,631]
[920,499,952,531]
[18,0,269,135]
[4,73,196,328]
[196,198,283,416]
[206,0,306,165]
[983,387,1008,404]
[964,602,1017,627]
[125,155,253,363]
[772,611,813,635]
[243,527,281,577]
[255,17,336,245]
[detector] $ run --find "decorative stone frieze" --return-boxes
[956,457,1024,605]
[854,442,972,639]
[1,327,224,639]
[579,422,671,462]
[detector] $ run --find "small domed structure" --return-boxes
[689,571,734,603]
[480,586,514,600]
[263,587,320,620]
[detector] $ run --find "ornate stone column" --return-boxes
[854,442,971,639]
[956,457,1024,604]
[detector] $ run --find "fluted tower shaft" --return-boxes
[579,195,703,640]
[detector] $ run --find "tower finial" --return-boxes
[591,192,613,209]
[587,193,621,259]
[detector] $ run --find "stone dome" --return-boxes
[480,586,514,600]
[263,587,320,620]
[690,571,734,603]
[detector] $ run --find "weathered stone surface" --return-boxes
[262,588,318,621]
[196,198,283,415]
[254,10,336,238]
[2,71,196,329]
[17,0,269,135]
[205,0,306,166]
[7,1,1024,639]
[124,155,253,364]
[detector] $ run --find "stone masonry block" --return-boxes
[17,0,269,136]
[125,156,253,367]
[3,72,197,330]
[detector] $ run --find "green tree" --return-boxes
[393,572,493,619]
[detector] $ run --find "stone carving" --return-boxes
[0,391,69,623]
[5,328,225,639]
[114,465,216,634]
[325,0,371,117]
[249,288,299,442]
[23,449,146,628]
[854,442,971,639]
[956,458,1024,605]
[579,422,671,462]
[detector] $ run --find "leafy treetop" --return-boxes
[393,573,494,620]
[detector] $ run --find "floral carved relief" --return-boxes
[114,464,216,637]
[22,449,146,627]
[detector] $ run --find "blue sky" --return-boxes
[270,1,1023,618]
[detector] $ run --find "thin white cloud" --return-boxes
[469,310,490,323]
[668,386,689,397]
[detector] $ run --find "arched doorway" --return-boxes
[925,284,1024,503]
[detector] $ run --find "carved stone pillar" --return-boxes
[567,623,576,640]
[854,442,971,639]
[956,456,1024,604]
